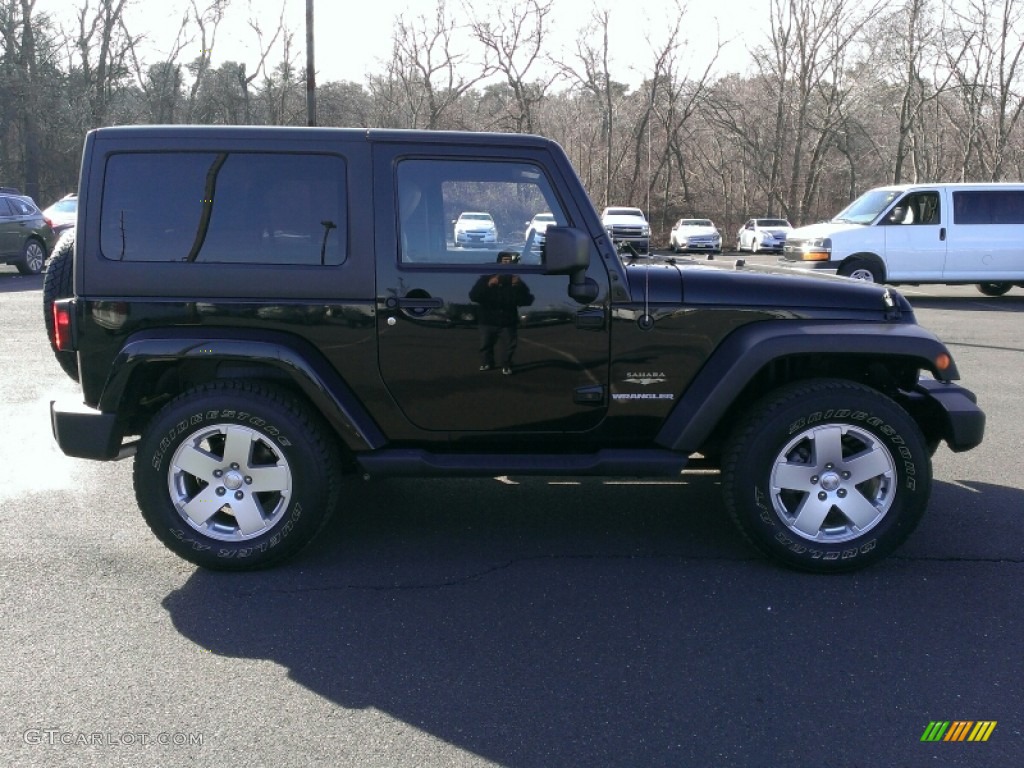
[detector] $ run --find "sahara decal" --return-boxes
[624,372,667,386]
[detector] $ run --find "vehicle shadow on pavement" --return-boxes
[162,476,1023,766]
[906,294,1024,312]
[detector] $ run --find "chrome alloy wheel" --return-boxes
[846,267,876,282]
[769,423,896,543]
[23,240,46,273]
[167,423,293,542]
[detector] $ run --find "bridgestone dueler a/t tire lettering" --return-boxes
[722,379,931,573]
[133,381,341,570]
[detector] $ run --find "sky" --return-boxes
[37,0,762,90]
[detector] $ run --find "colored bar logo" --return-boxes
[921,721,997,742]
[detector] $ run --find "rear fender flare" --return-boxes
[98,330,386,452]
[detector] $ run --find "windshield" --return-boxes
[679,219,713,227]
[833,190,902,224]
[758,219,790,227]
[606,208,644,217]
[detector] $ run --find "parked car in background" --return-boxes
[42,193,78,236]
[524,212,556,245]
[601,206,650,253]
[669,218,721,256]
[0,190,56,274]
[453,211,498,247]
[736,218,793,253]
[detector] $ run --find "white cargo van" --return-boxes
[781,183,1024,295]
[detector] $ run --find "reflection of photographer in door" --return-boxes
[469,251,534,375]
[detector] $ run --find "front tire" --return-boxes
[839,259,882,283]
[134,381,341,570]
[722,379,931,573]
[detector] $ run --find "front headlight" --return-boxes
[641,225,651,236]
[801,237,832,261]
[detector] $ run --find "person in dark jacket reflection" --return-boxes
[469,251,534,375]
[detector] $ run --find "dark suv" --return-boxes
[46,126,984,573]
[1,189,55,274]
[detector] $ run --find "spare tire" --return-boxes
[42,231,79,381]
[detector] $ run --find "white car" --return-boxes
[601,206,650,253]
[524,212,556,245]
[42,193,78,236]
[669,218,721,255]
[736,218,793,253]
[453,211,497,247]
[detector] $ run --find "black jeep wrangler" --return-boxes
[46,126,984,572]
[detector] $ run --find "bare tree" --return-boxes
[748,0,883,223]
[468,0,557,133]
[942,0,1024,180]
[0,0,42,197]
[386,0,492,129]
[556,8,621,209]
[74,0,139,126]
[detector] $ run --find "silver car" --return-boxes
[736,218,793,253]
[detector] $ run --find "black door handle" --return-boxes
[396,297,443,309]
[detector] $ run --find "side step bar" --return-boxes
[356,449,690,479]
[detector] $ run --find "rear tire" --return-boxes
[42,231,79,381]
[133,381,342,570]
[722,379,931,573]
[977,282,1011,297]
[17,237,46,275]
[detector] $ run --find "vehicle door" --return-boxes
[740,220,754,249]
[945,188,1024,280]
[373,146,611,434]
[879,189,946,280]
[0,197,15,256]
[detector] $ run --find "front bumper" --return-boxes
[681,242,721,253]
[777,256,838,274]
[51,399,134,460]
[903,379,985,453]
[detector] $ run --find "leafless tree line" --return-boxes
[2,0,1023,242]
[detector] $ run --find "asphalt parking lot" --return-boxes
[1,260,1020,767]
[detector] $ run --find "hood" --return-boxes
[788,220,864,239]
[604,213,647,225]
[675,225,718,237]
[622,255,912,317]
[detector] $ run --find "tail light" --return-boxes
[52,300,73,351]
[44,216,55,229]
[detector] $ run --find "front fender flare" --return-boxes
[655,320,959,453]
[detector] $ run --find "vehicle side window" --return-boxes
[100,152,347,265]
[0,198,12,216]
[953,190,1024,225]
[396,158,566,266]
[884,191,940,225]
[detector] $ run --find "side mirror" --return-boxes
[543,226,599,304]
[543,227,589,275]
